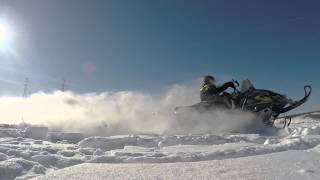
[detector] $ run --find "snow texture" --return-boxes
[34,151,320,180]
[0,112,319,179]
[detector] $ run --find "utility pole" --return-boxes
[23,78,29,97]
[61,78,66,92]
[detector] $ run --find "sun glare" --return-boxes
[0,19,14,53]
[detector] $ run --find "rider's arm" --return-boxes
[215,82,235,94]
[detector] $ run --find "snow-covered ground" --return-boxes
[0,112,320,180]
[34,151,320,180]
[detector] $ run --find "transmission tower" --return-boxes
[23,78,29,97]
[61,79,66,92]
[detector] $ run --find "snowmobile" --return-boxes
[175,80,312,127]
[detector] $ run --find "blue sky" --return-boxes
[0,0,319,102]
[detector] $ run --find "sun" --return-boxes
[0,19,14,53]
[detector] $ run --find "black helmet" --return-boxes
[202,75,215,84]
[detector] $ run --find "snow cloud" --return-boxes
[0,82,260,135]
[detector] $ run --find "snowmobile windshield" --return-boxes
[241,79,255,93]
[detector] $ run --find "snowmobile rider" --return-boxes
[200,75,236,102]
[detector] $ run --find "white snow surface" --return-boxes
[0,112,319,179]
[34,151,320,180]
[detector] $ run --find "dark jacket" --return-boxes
[200,81,235,102]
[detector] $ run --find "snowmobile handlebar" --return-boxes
[232,79,240,87]
[231,79,239,94]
